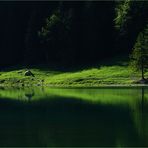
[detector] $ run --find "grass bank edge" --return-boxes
[0,65,148,87]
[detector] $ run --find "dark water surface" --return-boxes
[0,87,148,147]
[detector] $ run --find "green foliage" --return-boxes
[37,8,73,63]
[38,9,71,44]
[130,33,143,71]
[115,0,148,35]
[39,12,61,42]
[130,24,148,75]
[114,0,131,30]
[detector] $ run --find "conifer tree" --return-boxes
[130,24,148,82]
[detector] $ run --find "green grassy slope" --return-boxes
[0,57,148,87]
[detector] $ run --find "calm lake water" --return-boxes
[0,87,148,147]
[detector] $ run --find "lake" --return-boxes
[0,86,148,147]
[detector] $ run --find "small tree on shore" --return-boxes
[130,24,148,82]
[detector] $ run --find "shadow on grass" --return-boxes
[0,54,129,73]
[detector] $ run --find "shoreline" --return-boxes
[1,83,148,89]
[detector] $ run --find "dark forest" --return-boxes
[0,1,148,85]
[0,1,147,68]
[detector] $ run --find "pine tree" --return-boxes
[130,24,148,82]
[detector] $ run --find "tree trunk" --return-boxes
[141,54,145,80]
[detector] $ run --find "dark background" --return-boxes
[0,1,147,69]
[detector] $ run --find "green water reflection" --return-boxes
[0,87,148,147]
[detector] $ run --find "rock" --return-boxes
[24,70,34,77]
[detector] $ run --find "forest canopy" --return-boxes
[0,1,148,69]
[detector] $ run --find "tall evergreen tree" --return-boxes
[130,24,148,82]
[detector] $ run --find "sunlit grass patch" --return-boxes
[0,64,148,87]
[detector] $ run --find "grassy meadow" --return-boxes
[0,56,148,87]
